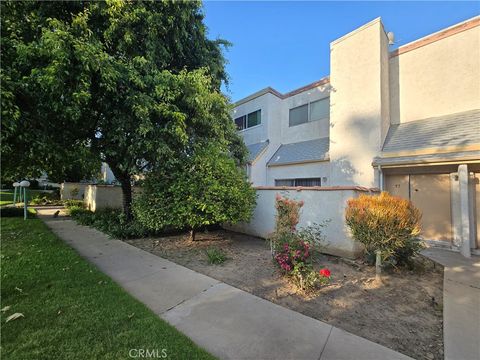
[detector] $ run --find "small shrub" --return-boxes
[270,195,330,292]
[68,207,95,225]
[30,192,63,206]
[345,192,423,267]
[205,247,227,265]
[274,194,303,233]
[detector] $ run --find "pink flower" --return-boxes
[319,268,331,277]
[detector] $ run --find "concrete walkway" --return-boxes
[39,212,410,360]
[422,248,480,360]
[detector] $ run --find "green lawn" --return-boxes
[1,217,216,360]
[0,189,58,206]
[0,190,14,205]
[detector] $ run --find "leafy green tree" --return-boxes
[1,0,245,219]
[134,144,256,241]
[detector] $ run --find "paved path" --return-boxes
[422,248,480,360]
[39,212,410,360]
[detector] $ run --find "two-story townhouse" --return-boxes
[233,16,480,257]
[234,78,332,188]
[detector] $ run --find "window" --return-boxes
[235,115,246,130]
[275,178,322,187]
[247,110,261,127]
[235,110,261,130]
[289,97,330,127]
[289,104,308,127]
[310,98,330,122]
[275,179,294,186]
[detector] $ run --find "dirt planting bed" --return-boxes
[125,230,444,360]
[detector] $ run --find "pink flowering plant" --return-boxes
[270,195,331,292]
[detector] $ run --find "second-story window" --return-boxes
[289,104,308,126]
[289,97,329,127]
[235,109,261,130]
[235,115,246,130]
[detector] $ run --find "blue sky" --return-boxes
[202,1,479,102]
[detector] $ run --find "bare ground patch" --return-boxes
[125,230,443,360]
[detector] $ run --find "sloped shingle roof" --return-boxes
[246,141,269,163]
[382,109,480,153]
[373,150,480,166]
[267,138,329,166]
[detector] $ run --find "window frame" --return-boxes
[274,177,322,187]
[309,98,330,123]
[234,115,247,130]
[288,104,309,127]
[288,97,329,127]
[235,109,262,131]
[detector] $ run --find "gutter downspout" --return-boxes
[378,165,384,191]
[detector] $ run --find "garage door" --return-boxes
[386,174,452,242]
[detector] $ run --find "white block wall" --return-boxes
[226,187,376,258]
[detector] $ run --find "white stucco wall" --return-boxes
[226,187,372,258]
[234,93,273,145]
[249,143,280,186]
[389,22,480,124]
[84,185,143,212]
[233,82,331,187]
[329,18,387,188]
[84,185,123,212]
[60,182,88,200]
[279,90,330,144]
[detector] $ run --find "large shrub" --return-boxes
[345,192,423,266]
[134,145,256,241]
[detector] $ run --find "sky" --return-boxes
[202,1,479,102]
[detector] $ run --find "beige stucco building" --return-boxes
[232,16,480,258]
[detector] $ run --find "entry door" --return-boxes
[410,174,452,242]
[386,174,453,242]
[385,175,409,199]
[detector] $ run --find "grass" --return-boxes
[0,190,14,205]
[1,217,216,360]
[205,247,227,265]
[0,190,57,206]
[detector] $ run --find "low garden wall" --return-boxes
[84,185,142,212]
[226,186,379,259]
[84,185,123,212]
[60,182,88,200]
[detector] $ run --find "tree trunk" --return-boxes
[189,228,196,242]
[119,177,133,221]
[108,163,133,222]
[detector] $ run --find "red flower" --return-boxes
[319,268,331,277]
